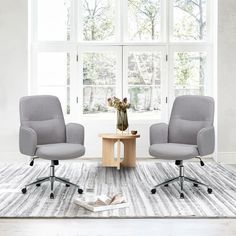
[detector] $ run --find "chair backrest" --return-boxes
[168,95,214,145]
[20,95,66,145]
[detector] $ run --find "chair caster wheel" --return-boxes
[164,184,169,187]
[193,183,198,187]
[151,189,156,194]
[66,184,70,187]
[21,188,27,194]
[50,193,54,199]
[207,188,213,194]
[36,183,41,187]
[180,193,184,199]
[78,189,83,194]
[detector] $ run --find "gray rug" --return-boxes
[0,161,236,218]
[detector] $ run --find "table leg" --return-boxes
[121,139,136,167]
[102,138,118,167]
[117,139,121,170]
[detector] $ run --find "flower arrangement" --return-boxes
[107,97,131,111]
[107,97,130,132]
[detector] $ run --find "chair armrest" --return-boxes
[66,123,84,145]
[150,123,168,145]
[19,126,37,156]
[197,126,215,156]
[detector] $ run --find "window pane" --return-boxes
[82,0,115,41]
[83,52,117,85]
[128,51,161,85]
[37,52,70,86]
[83,87,115,114]
[174,52,206,96]
[37,52,71,114]
[82,51,118,114]
[37,0,71,41]
[128,86,161,115]
[173,0,207,41]
[127,51,162,116]
[128,0,161,41]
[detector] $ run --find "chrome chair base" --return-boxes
[21,161,83,199]
[151,161,212,199]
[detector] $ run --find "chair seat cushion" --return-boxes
[149,143,199,160]
[36,143,85,160]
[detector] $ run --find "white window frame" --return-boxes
[30,0,214,123]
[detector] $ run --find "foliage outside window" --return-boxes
[82,0,115,41]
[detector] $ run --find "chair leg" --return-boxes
[179,177,184,198]
[185,176,208,187]
[151,161,213,198]
[21,161,84,198]
[151,177,179,194]
[55,177,83,194]
[50,177,55,199]
[25,177,50,188]
[49,164,55,199]
[37,176,48,181]
[184,177,212,193]
[154,177,179,188]
[179,163,184,198]
[57,177,69,182]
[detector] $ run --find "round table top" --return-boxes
[99,133,140,139]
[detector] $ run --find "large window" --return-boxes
[30,0,214,120]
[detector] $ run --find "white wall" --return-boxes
[217,0,236,163]
[0,0,28,161]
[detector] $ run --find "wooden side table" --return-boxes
[99,133,140,170]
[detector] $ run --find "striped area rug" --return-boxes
[0,161,236,218]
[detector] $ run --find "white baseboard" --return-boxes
[217,152,236,164]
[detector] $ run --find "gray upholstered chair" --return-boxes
[19,95,85,199]
[150,95,214,198]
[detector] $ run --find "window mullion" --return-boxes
[77,46,84,119]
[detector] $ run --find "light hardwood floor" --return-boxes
[0,219,236,236]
